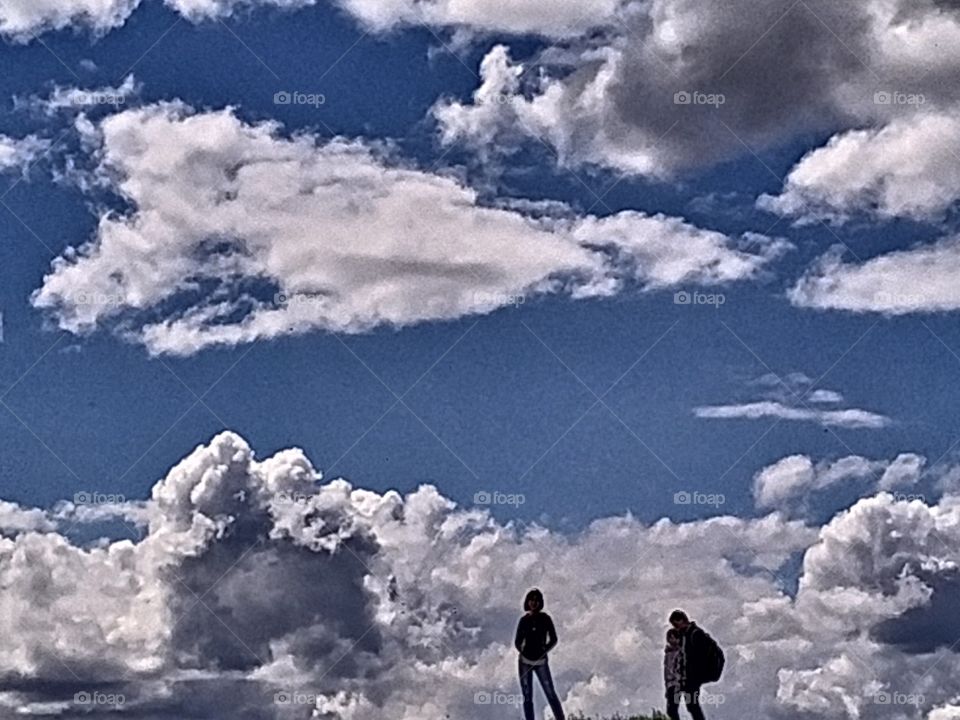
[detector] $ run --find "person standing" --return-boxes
[515,589,566,720]
[663,627,686,720]
[667,609,724,720]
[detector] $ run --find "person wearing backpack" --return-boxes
[667,610,724,720]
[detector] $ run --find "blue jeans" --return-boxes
[518,657,565,720]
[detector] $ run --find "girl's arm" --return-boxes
[544,615,558,653]
[514,618,525,652]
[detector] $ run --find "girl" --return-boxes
[515,589,566,720]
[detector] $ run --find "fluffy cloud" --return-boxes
[0,0,623,40]
[788,240,960,315]
[753,452,926,511]
[334,0,624,37]
[433,0,960,178]
[0,0,318,39]
[2,433,960,718]
[0,0,139,40]
[8,0,960,199]
[31,102,786,356]
[759,111,960,223]
[0,133,48,173]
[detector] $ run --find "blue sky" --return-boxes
[1,0,958,530]
[6,2,960,719]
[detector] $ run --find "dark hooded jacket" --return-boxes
[680,622,710,688]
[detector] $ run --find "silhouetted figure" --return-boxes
[667,610,717,720]
[663,627,685,719]
[515,589,566,720]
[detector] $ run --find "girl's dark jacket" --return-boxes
[514,612,558,663]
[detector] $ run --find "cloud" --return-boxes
[0,133,48,173]
[808,389,844,404]
[31,102,786,356]
[0,0,316,40]
[163,0,315,22]
[753,453,926,511]
[789,240,960,315]
[7,0,960,197]
[759,111,960,223]
[751,372,846,406]
[0,0,620,40]
[694,401,892,429]
[0,501,57,534]
[433,0,960,178]
[18,75,139,116]
[696,373,891,430]
[0,0,139,40]
[877,453,927,492]
[333,0,624,37]
[2,433,960,717]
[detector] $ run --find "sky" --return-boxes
[2,0,960,718]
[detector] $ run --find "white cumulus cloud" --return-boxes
[789,240,960,315]
[0,434,958,717]
[31,102,787,356]
[754,452,926,512]
[759,111,960,224]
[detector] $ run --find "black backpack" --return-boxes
[698,630,725,684]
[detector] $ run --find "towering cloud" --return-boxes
[0,434,957,717]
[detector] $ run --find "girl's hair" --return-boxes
[524,588,545,611]
[666,628,681,644]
